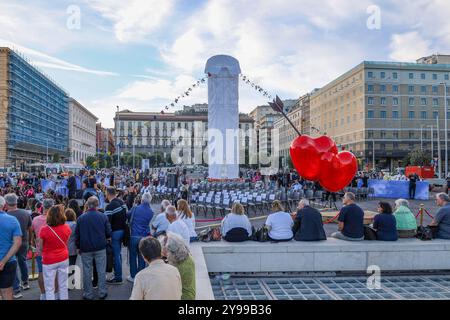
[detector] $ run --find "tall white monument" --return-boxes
[205,55,241,179]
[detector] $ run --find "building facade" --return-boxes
[310,55,450,171]
[114,106,254,166]
[69,98,97,164]
[0,47,69,169]
[96,123,116,155]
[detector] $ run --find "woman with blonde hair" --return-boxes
[176,199,197,242]
[264,200,293,242]
[221,202,252,242]
[159,232,196,300]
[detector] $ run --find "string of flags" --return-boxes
[239,74,272,100]
[160,76,208,114]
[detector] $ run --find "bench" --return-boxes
[192,238,450,274]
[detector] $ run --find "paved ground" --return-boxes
[16,194,440,300]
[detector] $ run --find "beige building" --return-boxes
[69,98,98,164]
[310,55,450,171]
[114,105,254,166]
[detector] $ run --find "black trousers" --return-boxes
[409,184,416,199]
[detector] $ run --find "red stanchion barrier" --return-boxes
[424,209,434,219]
[323,212,340,224]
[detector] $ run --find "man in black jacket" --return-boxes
[292,199,327,241]
[104,187,128,284]
[75,196,112,300]
[67,171,77,200]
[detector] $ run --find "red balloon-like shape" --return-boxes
[289,135,338,181]
[319,151,358,192]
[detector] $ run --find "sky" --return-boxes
[1,0,450,128]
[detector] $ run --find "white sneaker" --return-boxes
[106,272,115,281]
[126,276,134,283]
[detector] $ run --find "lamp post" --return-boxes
[420,124,426,151]
[437,115,442,178]
[372,139,375,171]
[441,82,448,177]
[116,106,120,169]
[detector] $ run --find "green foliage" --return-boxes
[403,149,431,166]
[52,153,60,163]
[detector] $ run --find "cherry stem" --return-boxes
[273,100,302,137]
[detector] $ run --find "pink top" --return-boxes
[32,215,47,256]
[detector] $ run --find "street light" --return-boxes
[420,124,426,151]
[440,82,448,177]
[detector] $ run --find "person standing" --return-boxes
[0,196,23,300]
[67,171,77,200]
[4,193,32,298]
[408,173,419,199]
[127,193,154,283]
[75,196,112,300]
[39,205,72,300]
[104,187,127,284]
[331,192,365,241]
[31,198,54,300]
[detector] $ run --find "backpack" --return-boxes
[416,226,433,241]
[251,226,269,242]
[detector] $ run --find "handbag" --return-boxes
[123,207,135,247]
[364,225,377,240]
[416,226,433,241]
[251,226,269,242]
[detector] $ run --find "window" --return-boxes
[421,98,427,106]
[409,97,415,106]
[368,71,373,78]
[393,131,399,139]
[392,111,399,119]
[392,85,399,93]
[393,97,399,106]
[432,86,438,93]
[368,84,374,92]
[433,111,439,119]
[409,73,414,79]
[380,97,386,105]
[380,111,387,118]
[421,73,426,80]
[409,111,415,119]
[408,85,414,93]
[368,110,374,118]
[393,72,398,79]
[433,74,438,80]
[409,131,415,139]
[368,97,374,105]
[421,111,427,119]
[433,98,439,106]
[421,86,427,93]
[381,72,385,79]
[368,131,374,138]
[380,84,386,92]
[380,131,386,138]
[445,74,449,81]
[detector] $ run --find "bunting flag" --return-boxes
[158,76,208,114]
[239,74,272,99]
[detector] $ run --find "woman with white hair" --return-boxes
[159,232,196,300]
[393,199,417,238]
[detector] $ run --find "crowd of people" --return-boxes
[1,166,450,301]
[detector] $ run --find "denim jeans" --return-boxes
[81,250,107,299]
[13,243,29,291]
[129,236,145,279]
[111,230,124,281]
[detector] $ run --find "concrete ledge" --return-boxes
[198,238,450,273]
[191,245,215,300]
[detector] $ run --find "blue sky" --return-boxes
[1,0,449,127]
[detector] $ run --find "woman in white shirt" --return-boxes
[177,199,198,242]
[265,200,293,242]
[221,202,252,242]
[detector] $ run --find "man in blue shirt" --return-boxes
[331,192,365,241]
[431,193,450,239]
[127,193,154,282]
[0,196,23,300]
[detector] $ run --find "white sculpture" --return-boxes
[205,55,241,179]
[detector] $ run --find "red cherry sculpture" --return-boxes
[319,151,358,192]
[289,135,338,181]
[289,135,357,192]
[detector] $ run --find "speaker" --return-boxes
[167,173,178,188]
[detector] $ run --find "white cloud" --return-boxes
[0,39,118,76]
[389,31,432,61]
[86,0,175,42]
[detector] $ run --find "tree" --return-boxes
[403,149,431,166]
[52,153,60,163]
[86,156,96,168]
